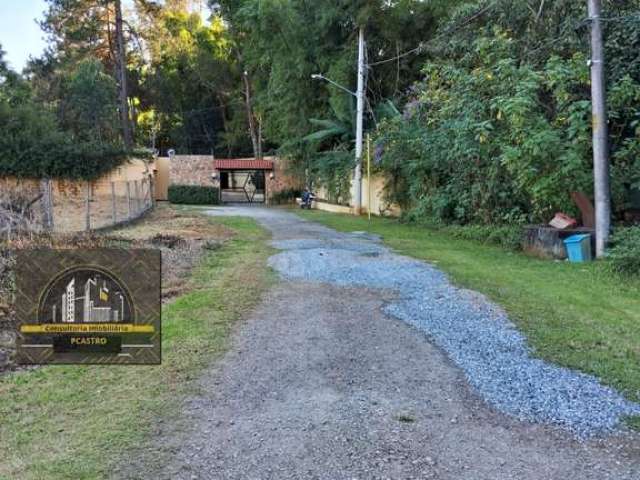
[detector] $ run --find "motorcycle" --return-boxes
[300,190,316,209]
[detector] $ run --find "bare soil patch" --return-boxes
[0,204,233,374]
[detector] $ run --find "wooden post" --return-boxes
[149,174,155,208]
[126,181,132,220]
[144,178,149,208]
[111,182,117,225]
[85,181,91,231]
[134,180,140,214]
[40,179,53,230]
[48,180,54,230]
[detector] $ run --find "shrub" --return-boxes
[168,185,219,205]
[607,227,640,277]
[270,188,302,205]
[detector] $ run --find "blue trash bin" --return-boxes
[563,234,592,262]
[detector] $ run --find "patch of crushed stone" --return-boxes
[267,233,640,439]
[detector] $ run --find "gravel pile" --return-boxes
[268,235,640,438]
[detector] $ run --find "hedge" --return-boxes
[0,99,153,180]
[168,185,219,205]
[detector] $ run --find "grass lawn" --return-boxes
[295,210,640,414]
[0,213,274,479]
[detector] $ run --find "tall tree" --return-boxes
[213,0,447,183]
[134,3,249,155]
[39,0,135,147]
[114,0,133,147]
[61,58,119,144]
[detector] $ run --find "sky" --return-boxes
[0,0,49,71]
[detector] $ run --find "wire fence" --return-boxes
[1,177,155,239]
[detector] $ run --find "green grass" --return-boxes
[295,210,640,411]
[0,215,274,479]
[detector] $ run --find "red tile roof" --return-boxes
[214,158,274,170]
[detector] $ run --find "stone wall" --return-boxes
[165,155,303,203]
[168,155,215,187]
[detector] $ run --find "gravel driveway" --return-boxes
[126,207,640,480]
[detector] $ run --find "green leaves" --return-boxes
[303,118,352,144]
[373,0,640,226]
[61,58,119,144]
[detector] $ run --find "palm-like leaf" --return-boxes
[302,118,351,144]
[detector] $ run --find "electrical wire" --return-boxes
[367,2,498,67]
[600,13,640,22]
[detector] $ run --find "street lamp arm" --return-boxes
[311,74,356,97]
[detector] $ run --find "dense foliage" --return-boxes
[2,0,640,228]
[607,226,640,276]
[0,49,138,180]
[215,0,453,190]
[375,0,640,225]
[168,184,220,204]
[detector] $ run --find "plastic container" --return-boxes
[563,234,592,262]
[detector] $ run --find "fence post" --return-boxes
[141,178,147,209]
[85,181,91,232]
[134,180,140,214]
[111,182,117,225]
[126,181,132,220]
[48,180,55,230]
[149,174,155,208]
[40,178,54,231]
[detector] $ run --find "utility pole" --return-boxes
[588,0,611,258]
[354,26,366,214]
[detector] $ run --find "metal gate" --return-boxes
[220,170,266,204]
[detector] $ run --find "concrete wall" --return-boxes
[153,157,170,200]
[1,159,154,232]
[361,175,401,217]
[314,174,401,217]
[312,200,354,215]
[1,159,151,197]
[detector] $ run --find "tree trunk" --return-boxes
[257,113,263,159]
[243,71,261,159]
[114,0,133,148]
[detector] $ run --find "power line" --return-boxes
[600,13,640,22]
[367,2,497,67]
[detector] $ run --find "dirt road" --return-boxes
[126,207,639,480]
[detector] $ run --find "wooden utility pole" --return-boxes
[353,26,366,214]
[114,0,133,148]
[588,0,611,258]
